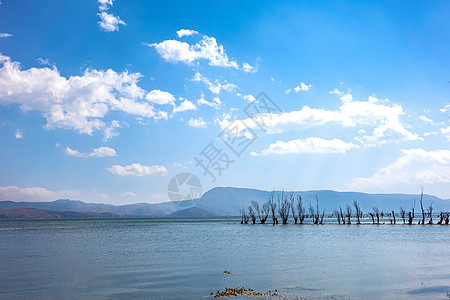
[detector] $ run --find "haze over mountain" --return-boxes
[0,187,449,219]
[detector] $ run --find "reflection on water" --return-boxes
[0,218,449,299]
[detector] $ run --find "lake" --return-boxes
[1,218,449,299]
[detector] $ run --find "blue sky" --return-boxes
[0,0,450,204]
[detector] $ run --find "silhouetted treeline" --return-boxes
[240,187,450,225]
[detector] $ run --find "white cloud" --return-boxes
[173,99,196,113]
[250,151,258,157]
[108,163,167,176]
[98,0,113,11]
[120,191,137,197]
[176,29,198,37]
[90,146,117,157]
[197,95,221,109]
[237,93,256,103]
[65,146,117,158]
[294,82,312,93]
[98,12,126,32]
[97,0,125,32]
[419,115,434,123]
[0,54,166,139]
[355,120,422,146]
[441,126,450,140]
[192,72,237,94]
[347,149,450,192]
[145,89,175,105]
[285,88,292,94]
[149,32,253,70]
[0,33,12,38]
[242,62,257,73]
[424,131,438,137]
[188,117,207,128]
[262,137,358,155]
[0,185,77,202]
[15,129,23,139]
[219,91,419,146]
[439,104,450,113]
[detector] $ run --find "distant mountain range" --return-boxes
[0,187,449,219]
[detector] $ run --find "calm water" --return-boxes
[0,218,449,299]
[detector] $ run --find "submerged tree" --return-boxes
[316,196,325,224]
[345,204,352,225]
[391,210,396,225]
[248,206,256,224]
[239,207,249,224]
[268,191,277,224]
[408,211,413,225]
[368,212,375,224]
[340,206,346,224]
[427,202,433,225]
[333,209,341,224]
[297,195,306,224]
[400,206,406,224]
[420,186,425,225]
[290,192,298,224]
[277,190,291,224]
[353,199,362,225]
[372,207,380,225]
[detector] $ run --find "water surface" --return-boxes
[1,218,449,299]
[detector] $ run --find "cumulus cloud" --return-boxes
[98,12,126,32]
[15,129,23,139]
[441,126,450,140]
[236,93,256,102]
[219,90,419,146]
[0,185,77,202]
[188,117,207,128]
[294,83,312,92]
[192,72,237,94]
[177,29,198,37]
[0,33,12,38]
[347,149,450,193]
[262,137,358,155]
[97,0,125,32]
[0,54,167,139]
[108,163,167,176]
[242,62,257,73]
[148,31,254,71]
[173,99,196,113]
[145,89,175,105]
[65,146,117,158]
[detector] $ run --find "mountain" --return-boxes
[169,207,217,217]
[0,199,176,217]
[0,208,118,219]
[1,187,449,218]
[170,187,450,216]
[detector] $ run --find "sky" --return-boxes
[0,0,450,204]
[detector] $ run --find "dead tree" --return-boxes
[353,199,362,224]
[408,211,413,225]
[333,209,341,224]
[309,202,315,224]
[268,191,277,225]
[427,202,433,225]
[290,192,298,224]
[345,204,352,224]
[297,195,306,224]
[412,198,416,219]
[340,206,346,224]
[314,196,325,224]
[369,212,375,224]
[248,206,256,224]
[437,212,444,225]
[373,207,380,224]
[420,186,425,225]
[239,207,249,224]
[445,213,449,225]
[399,206,406,224]
[391,210,396,225]
[277,190,291,224]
